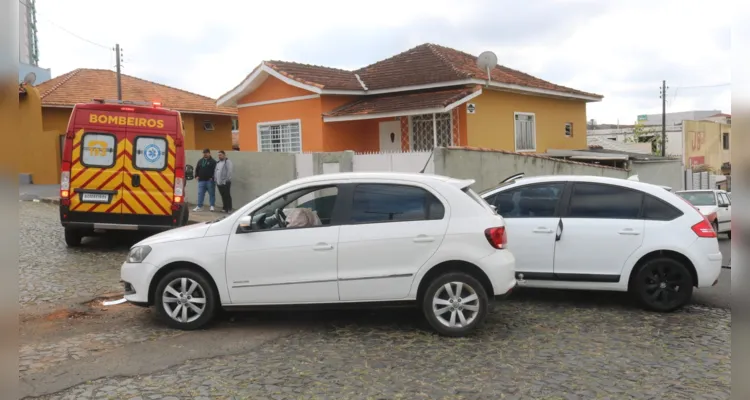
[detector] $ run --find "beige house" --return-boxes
[683,120,730,172]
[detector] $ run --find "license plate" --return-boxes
[81,193,109,203]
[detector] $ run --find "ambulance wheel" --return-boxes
[64,228,83,247]
[181,208,190,226]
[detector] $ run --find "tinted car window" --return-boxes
[568,183,643,219]
[718,193,730,205]
[350,184,445,223]
[676,191,716,206]
[493,183,565,218]
[642,194,683,221]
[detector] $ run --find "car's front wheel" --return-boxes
[422,272,489,337]
[632,257,693,312]
[155,269,217,330]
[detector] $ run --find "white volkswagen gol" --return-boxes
[480,174,723,312]
[121,172,516,337]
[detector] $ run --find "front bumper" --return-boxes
[121,261,158,304]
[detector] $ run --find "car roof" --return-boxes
[288,172,475,189]
[485,174,670,195]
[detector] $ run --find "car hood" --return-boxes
[135,222,211,246]
[694,205,719,216]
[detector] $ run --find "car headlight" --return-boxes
[127,245,152,263]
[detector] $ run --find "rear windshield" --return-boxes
[463,187,497,214]
[676,191,716,206]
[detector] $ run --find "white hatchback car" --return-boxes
[121,172,516,336]
[480,174,723,312]
[675,189,731,238]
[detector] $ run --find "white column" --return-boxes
[432,113,438,148]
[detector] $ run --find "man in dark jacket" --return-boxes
[193,149,217,211]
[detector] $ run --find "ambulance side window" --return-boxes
[81,132,116,168]
[134,136,168,171]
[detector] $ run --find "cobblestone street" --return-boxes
[19,202,731,399]
[19,202,135,312]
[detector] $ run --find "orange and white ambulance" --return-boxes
[59,99,193,246]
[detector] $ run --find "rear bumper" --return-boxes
[686,238,723,288]
[477,250,517,297]
[60,204,187,231]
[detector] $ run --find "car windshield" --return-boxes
[676,191,716,206]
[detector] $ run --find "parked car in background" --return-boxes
[480,174,722,312]
[675,189,731,238]
[121,172,516,337]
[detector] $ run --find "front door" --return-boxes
[378,121,402,152]
[717,192,731,232]
[225,185,342,304]
[553,182,645,281]
[484,181,566,279]
[337,183,449,301]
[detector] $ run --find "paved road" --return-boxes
[19,202,731,399]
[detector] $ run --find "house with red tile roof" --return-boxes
[35,68,238,156]
[218,43,602,154]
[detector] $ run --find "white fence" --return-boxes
[352,150,434,174]
[684,169,722,190]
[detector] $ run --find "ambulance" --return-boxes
[59,99,194,246]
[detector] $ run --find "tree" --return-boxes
[624,123,665,155]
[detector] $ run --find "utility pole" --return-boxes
[115,44,122,100]
[660,80,668,156]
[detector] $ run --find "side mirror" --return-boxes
[237,215,252,233]
[185,165,194,181]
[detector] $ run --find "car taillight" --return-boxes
[691,218,717,238]
[173,177,184,202]
[60,171,70,198]
[485,227,507,249]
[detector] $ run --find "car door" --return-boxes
[484,181,566,280]
[553,182,645,282]
[224,184,342,304]
[717,192,731,232]
[336,182,449,301]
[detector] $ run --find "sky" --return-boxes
[33,0,730,124]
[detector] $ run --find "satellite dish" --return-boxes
[23,72,36,86]
[476,51,498,82]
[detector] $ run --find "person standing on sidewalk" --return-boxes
[215,150,234,213]
[193,148,217,212]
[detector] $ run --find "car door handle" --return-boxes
[532,227,553,233]
[618,229,641,236]
[312,243,333,251]
[413,235,435,243]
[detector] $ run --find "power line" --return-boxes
[671,83,730,89]
[20,0,111,50]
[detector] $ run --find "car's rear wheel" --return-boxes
[422,272,488,337]
[155,269,217,330]
[632,257,693,312]
[64,228,82,247]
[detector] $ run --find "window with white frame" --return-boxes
[231,118,239,132]
[514,113,536,151]
[411,113,452,151]
[258,121,302,153]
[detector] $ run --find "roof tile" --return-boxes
[265,61,363,90]
[325,87,478,117]
[264,43,601,99]
[35,69,237,115]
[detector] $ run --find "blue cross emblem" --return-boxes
[144,144,161,163]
